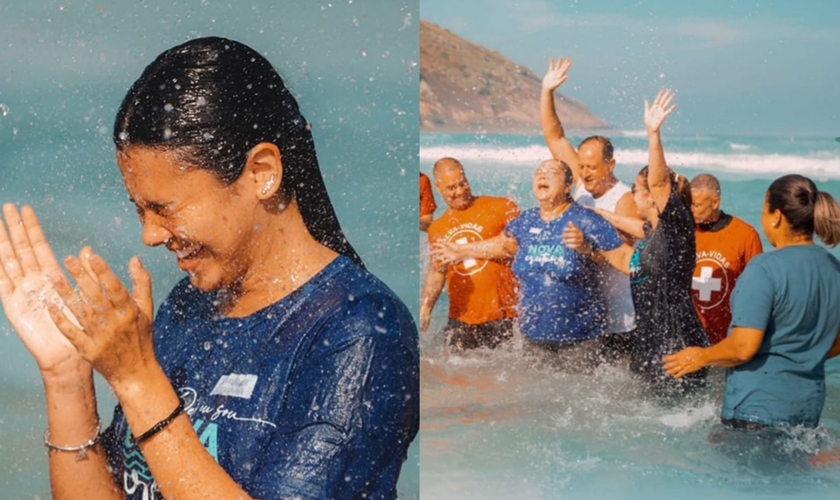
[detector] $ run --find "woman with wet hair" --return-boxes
[0,37,418,500]
[664,174,840,429]
[566,90,709,394]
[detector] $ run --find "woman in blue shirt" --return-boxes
[434,159,623,359]
[0,37,418,500]
[664,174,840,428]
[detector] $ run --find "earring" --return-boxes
[261,174,276,195]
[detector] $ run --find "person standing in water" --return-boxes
[421,157,519,351]
[665,174,840,429]
[565,90,709,394]
[689,173,763,345]
[435,159,623,365]
[0,37,418,500]
[541,56,640,358]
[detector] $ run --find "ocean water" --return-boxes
[0,2,419,498]
[419,132,840,500]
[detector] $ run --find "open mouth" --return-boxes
[171,242,203,270]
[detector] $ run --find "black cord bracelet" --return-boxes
[131,399,186,446]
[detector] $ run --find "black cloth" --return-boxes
[696,210,733,232]
[443,318,514,351]
[629,187,710,395]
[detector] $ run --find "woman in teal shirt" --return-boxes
[664,174,840,428]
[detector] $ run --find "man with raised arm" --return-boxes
[420,158,519,351]
[690,173,763,344]
[540,57,639,357]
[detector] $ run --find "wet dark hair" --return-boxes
[113,36,363,267]
[767,174,840,246]
[637,166,692,210]
[579,136,614,163]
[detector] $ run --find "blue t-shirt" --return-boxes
[722,245,840,427]
[505,204,622,342]
[101,256,419,499]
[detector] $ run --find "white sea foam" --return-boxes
[420,145,840,179]
[728,142,754,151]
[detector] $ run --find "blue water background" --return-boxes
[0,2,419,498]
[420,132,840,500]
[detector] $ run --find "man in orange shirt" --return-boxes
[420,172,437,232]
[421,157,519,351]
[690,174,763,344]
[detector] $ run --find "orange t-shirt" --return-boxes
[692,215,763,344]
[420,173,437,217]
[427,196,519,325]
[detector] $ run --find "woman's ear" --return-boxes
[245,142,283,200]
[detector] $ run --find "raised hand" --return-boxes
[47,249,156,385]
[0,204,83,374]
[644,89,677,134]
[542,56,572,92]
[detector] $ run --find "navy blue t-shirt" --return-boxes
[506,204,622,342]
[101,256,419,500]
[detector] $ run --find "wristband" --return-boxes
[131,399,185,446]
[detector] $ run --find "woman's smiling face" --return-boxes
[117,145,262,292]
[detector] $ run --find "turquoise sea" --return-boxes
[0,2,419,498]
[420,132,840,500]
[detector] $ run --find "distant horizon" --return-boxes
[420,130,840,140]
[420,1,840,137]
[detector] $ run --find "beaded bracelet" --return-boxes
[44,421,101,462]
[131,399,185,446]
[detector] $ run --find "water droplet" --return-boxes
[360,49,367,57]
[164,103,174,112]
[203,341,212,350]
[196,96,206,106]
[202,132,214,140]
[0,104,9,116]
[163,128,172,140]
[659,73,665,79]
[351,16,358,27]
[348,294,355,301]
[118,131,129,141]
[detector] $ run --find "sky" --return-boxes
[420,0,840,137]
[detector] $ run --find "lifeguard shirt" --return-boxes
[505,204,622,342]
[100,256,419,500]
[420,172,437,217]
[692,213,762,344]
[427,196,519,325]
